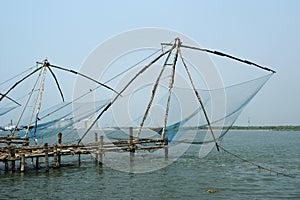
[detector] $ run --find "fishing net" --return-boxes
[0,40,274,151]
[83,41,274,152]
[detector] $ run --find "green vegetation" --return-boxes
[229,126,300,131]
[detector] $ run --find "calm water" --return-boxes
[1,130,299,199]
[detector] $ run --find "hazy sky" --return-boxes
[0,0,299,125]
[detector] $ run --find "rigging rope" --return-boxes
[179,47,220,151]
[218,144,295,178]
[0,66,35,87]
[33,65,47,144]
[24,66,46,139]
[11,66,43,136]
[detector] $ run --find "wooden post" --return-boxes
[129,127,133,150]
[57,132,62,145]
[94,132,98,162]
[99,135,104,165]
[164,137,168,161]
[44,143,49,172]
[4,160,8,172]
[35,157,39,169]
[53,144,59,168]
[5,146,10,172]
[57,132,62,166]
[129,127,135,171]
[20,153,25,172]
[10,146,16,172]
[78,153,81,166]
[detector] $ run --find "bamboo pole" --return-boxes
[78,153,81,166]
[10,146,16,172]
[179,48,220,151]
[78,47,174,144]
[57,132,62,145]
[20,153,25,172]
[57,132,62,165]
[94,132,99,162]
[44,143,49,172]
[35,157,39,169]
[129,127,135,170]
[136,45,175,139]
[161,38,180,139]
[53,144,59,168]
[99,135,104,164]
[4,159,8,172]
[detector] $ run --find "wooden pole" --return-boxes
[161,38,180,139]
[99,135,103,164]
[35,157,39,169]
[20,153,25,172]
[44,143,49,172]
[94,132,99,162]
[78,153,81,166]
[53,144,59,168]
[129,127,135,171]
[4,159,8,172]
[57,132,62,145]
[57,132,62,165]
[164,137,168,161]
[129,127,133,150]
[10,146,16,172]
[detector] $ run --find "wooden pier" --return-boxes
[0,130,168,173]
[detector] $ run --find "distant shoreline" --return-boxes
[224,126,300,131]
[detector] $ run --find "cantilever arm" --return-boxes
[161,43,276,73]
[47,66,65,102]
[44,63,120,95]
[0,93,21,106]
[0,66,43,102]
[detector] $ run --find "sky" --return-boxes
[0,0,299,126]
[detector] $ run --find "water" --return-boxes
[1,130,299,199]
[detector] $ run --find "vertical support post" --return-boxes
[164,137,168,161]
[57,132,62,165]
[20,153,25,172]
[53,144,59,168]
[99,135,104,165]
[129,127,135,172]
[94,132,99,162]
[57,132,62,145]
[10,146,16,172]
[44,143,49,172]
[129,127,133,150]
[161,38,180,139]
[78,153,81,166]
[5,146,10,172]
[35,157,39,169]
[4,159,8,172]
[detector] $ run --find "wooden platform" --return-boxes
[0,131,168,173]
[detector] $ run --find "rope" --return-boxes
[104,48,162,84]
[11,67,43,136]
[33,65,47,144]
[0,66,34,87]
[24,66,46,139]
[218,144,295,178]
